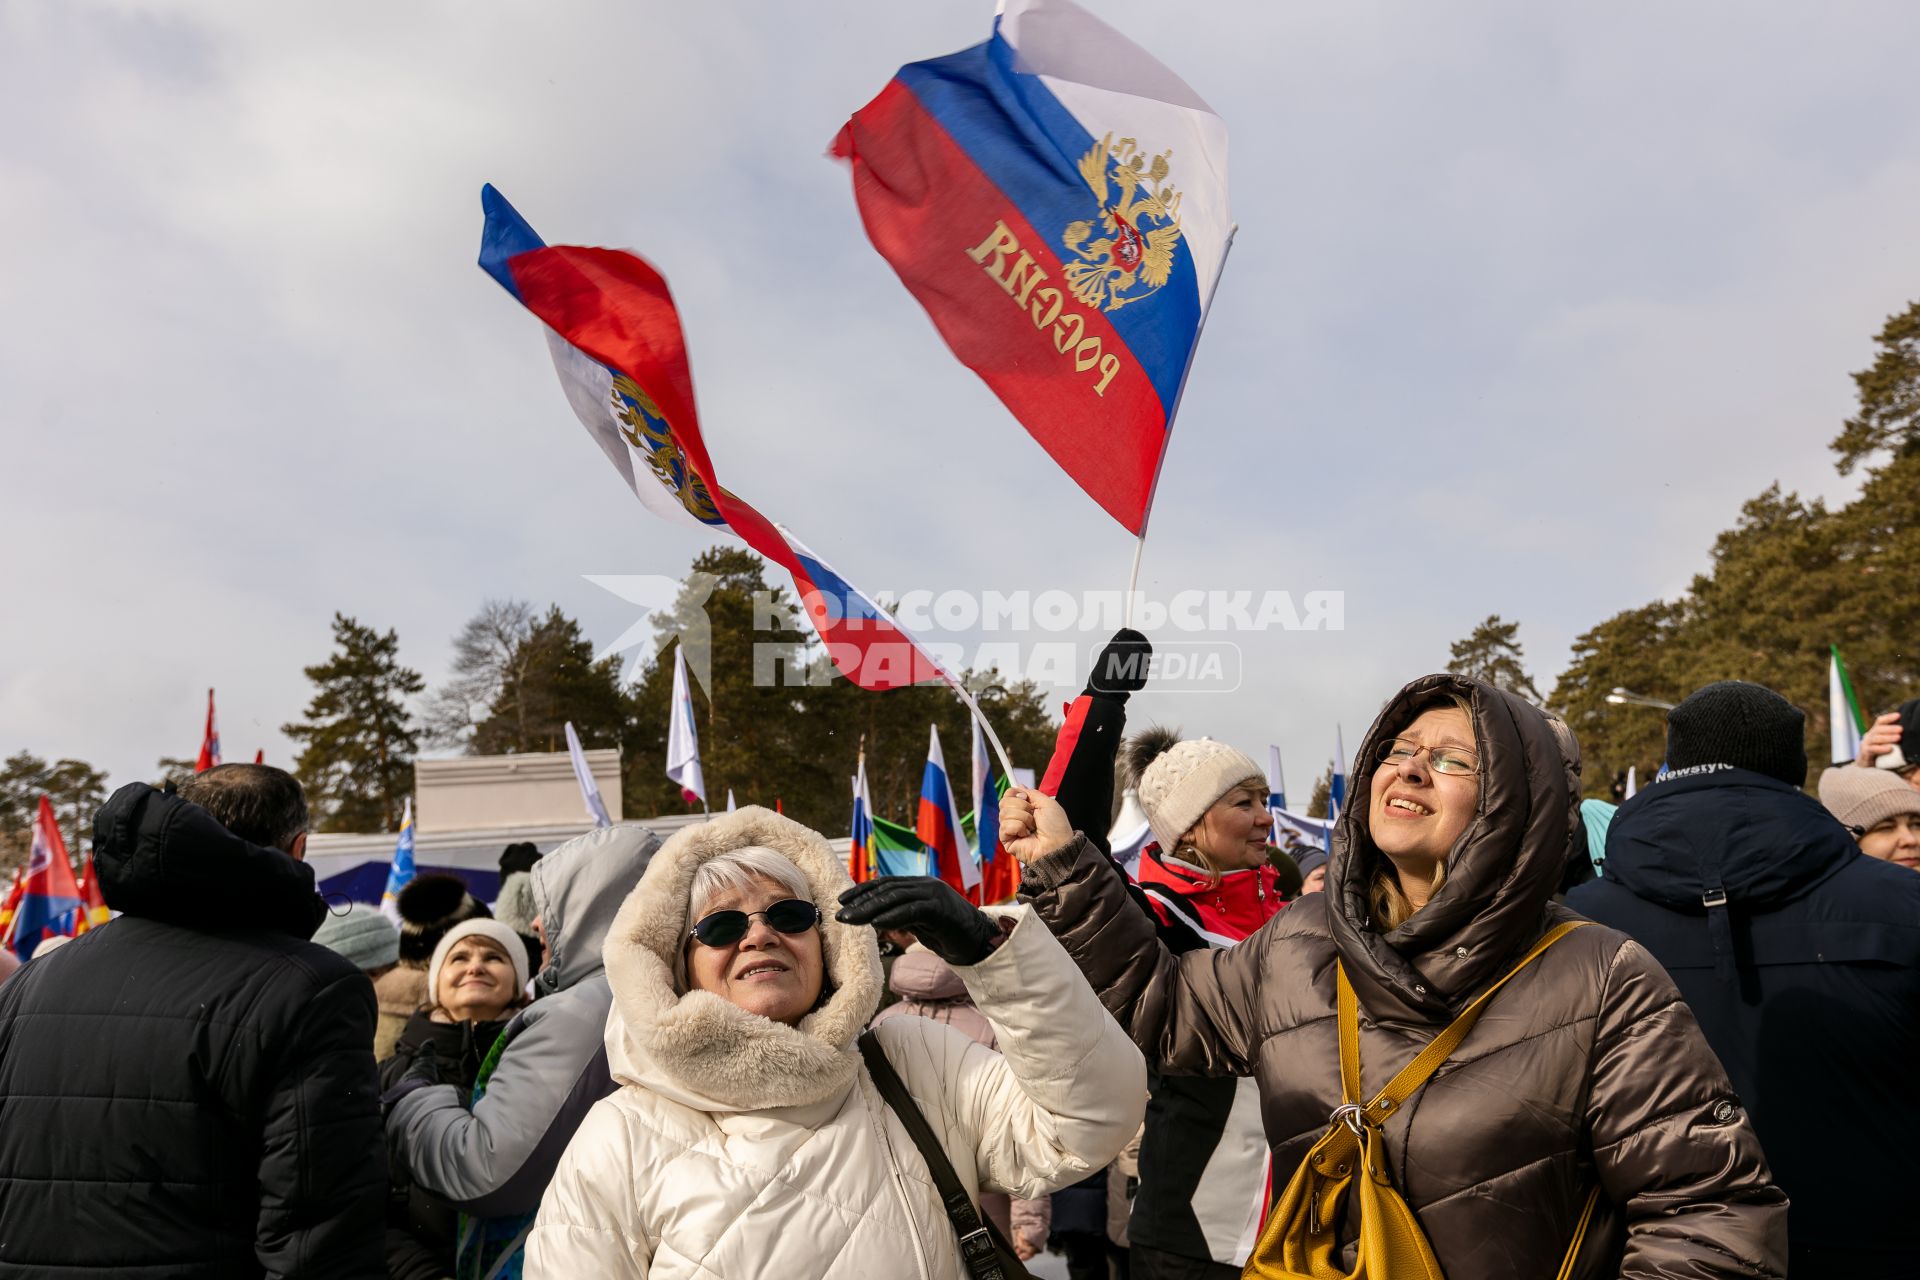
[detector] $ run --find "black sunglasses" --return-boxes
[688,898,821,948]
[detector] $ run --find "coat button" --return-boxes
[1713,1100,1737,1123]
[1454,946,1469,959]
[1413,983,1428,996]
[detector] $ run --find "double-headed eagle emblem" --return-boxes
[610,375,723,525]
[1062,133,1184,314]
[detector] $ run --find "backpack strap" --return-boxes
[1338,920,1590,1128]
[857,1031,1027,1280]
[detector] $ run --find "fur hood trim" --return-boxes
[602,805,884,1112]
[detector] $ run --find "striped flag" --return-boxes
[917,726,979,895]
[479,185,957,693]
[74,853,110,932]
[0,869,23,941]
[379,798,415,925]
[6,797,84,960]
[972,719,1019,905]
[1830,645,1868,765]
[850,749,878,884]
[835,0,1233,533]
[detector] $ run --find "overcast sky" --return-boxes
[5,1,1918,818]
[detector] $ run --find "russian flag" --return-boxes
[479,185,957,693]
[918,726,980,896]
[835,0,1232,534]
[6,797,84,960]
[849,749,878,884]
[971,718,1020,904]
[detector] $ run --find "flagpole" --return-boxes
[1121,224,1236,630]
[1123,532,1147,629]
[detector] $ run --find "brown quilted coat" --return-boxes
[1022,674,1787,1278]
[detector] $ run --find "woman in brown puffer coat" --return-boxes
[1001,674,1787,1278]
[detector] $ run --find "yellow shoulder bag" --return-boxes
[1243,921,1601,1280]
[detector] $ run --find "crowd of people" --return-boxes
[1,636,1917,1280]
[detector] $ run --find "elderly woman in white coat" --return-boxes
[527,805,1145,1279]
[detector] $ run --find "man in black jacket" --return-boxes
[1569,682,1920,1280]
[0,765,385,1278]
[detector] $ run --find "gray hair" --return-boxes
[685,846,813,937]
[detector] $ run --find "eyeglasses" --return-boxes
[1375,738,1479,776]
[688,898,821,948]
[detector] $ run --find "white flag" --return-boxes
[564,721,612,828]
[1830,647,1865,766]
[667,645,706,806]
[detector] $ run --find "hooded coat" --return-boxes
[1569,766,1920,1278]
[1039,692,1286,1272]
[0,783,385,1278]
[1021,675,1788,1279]
[385,823,660,1253]
[526,805,1145,1279]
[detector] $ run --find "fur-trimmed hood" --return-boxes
[600,805,884,1114]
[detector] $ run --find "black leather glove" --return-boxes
[1085,628,1151,702]
[836,877,1001,967]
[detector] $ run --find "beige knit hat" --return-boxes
[1818,766,1920,833]
[1130,731,1268,854]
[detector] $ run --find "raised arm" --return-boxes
[1015,818,1270,1078]
[870,908,1147,1200]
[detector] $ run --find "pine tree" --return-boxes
[471,607,630,756]
[0,752,107,871]
[283,614,424,832]
[1447,615,1544,703]
[1305,764,1333,819]
[1549,300,1920,794]
[1831,298,1920,474]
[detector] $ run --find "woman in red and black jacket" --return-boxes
[1033,631,1289,1280]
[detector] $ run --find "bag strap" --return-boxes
[857,1031,1025,1280]
[1338,921,1590,1126]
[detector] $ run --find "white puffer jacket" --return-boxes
[526,806,1145,1279]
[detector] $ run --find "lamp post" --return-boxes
[1605,687,1676,712]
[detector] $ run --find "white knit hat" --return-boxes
[426,918,530,1009]
[1135,737,1268,854]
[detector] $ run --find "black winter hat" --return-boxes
[395,872,491,965]
[1665,681,1807,787]
[1893,699,1920,770]
[498,841,542,878]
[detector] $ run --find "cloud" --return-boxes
[3,0,1917,812]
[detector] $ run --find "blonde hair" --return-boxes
[1177,778,1272,882]
[1367,691,1474,931]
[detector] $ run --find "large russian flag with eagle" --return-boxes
[834,0,1232,533]
[479,185,960,693]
